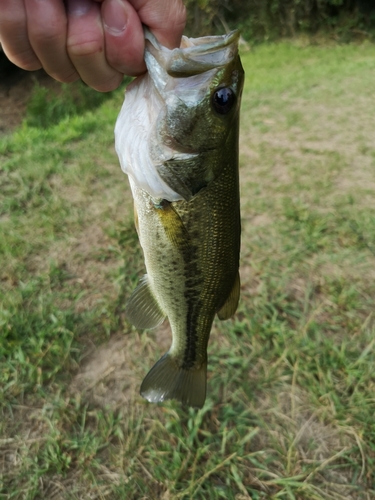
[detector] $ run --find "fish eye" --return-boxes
[212,87,236,115]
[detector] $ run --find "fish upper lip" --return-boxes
[144,28,240,76]
[145,28,240,54]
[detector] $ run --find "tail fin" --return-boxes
[140,353,207,408]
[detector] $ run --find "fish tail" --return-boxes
[140,353,207,408]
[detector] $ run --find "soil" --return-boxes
[0,54,59,135]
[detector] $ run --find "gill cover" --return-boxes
[115,28,243,202]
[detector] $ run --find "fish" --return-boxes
[114,28,244,408]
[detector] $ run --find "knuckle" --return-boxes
[165,0,187,30]
[92,73,123,92]
[30,28,65,48]
[48,69,80,84]
[107,53,142,76]
[5,48,41,71]
[67,38,104,59]
[19,59,42,71]
[174,2,187,27]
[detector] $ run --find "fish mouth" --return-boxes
[144,28,240,77]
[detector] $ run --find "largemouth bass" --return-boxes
[115,28,244,408]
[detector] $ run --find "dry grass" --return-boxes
[1,40,375,498]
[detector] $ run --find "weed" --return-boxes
[1,41,375,499]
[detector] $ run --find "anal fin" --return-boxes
[217,271,240,320]
[140,353,207,408]
[125,275,165,329]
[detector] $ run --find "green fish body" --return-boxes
[115,29,244,408]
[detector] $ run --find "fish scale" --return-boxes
[115,27,244,408]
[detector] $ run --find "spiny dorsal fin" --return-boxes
[140,353,207,408]
[125,275,165,329]
[217,271,240,320]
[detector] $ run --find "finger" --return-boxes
[66,0,123,91]
[130,0,186,49]
[24,0,79,83]
[0,0,41,71]
[101,0,145,76]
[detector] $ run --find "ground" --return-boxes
[0,57,62,134]
[1,41,375,499]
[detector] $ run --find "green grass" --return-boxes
[1,40,375,499]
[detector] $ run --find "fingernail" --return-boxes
[66,0,91,16]
[103,0,128,35]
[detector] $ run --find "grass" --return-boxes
[1,40,375,499]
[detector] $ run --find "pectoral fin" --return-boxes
[217,272,240,320]
[125,275,165,329]
[155,200,191,250]
[133,202,139,235]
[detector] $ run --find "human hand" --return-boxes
[0,0,186,91]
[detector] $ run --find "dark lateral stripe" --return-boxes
[155,200,202,369]
[182,264,200,370]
